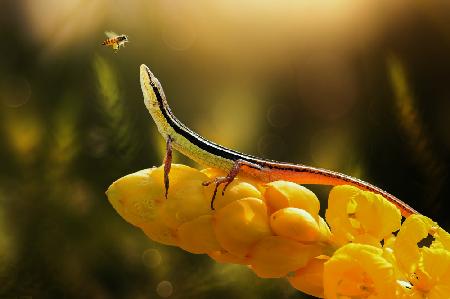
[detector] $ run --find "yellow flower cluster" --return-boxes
[323,186,450,299]
[106,164,450,298]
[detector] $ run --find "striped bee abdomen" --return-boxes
[102,38,114,45]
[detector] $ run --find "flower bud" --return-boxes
[106,168,164,227]
[141,220,178,246]
[213,197,271,258]
[249,236,322,278]
[264,181,320,216]
[159,165,212,229]
[208,250,249,265]
[288,256,327,298]
[177,215,222,254]
[270,208,322,242]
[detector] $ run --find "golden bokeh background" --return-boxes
[1,1,449,298]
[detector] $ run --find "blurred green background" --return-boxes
[1,1,449,298]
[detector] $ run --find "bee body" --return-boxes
[101,32,129,52]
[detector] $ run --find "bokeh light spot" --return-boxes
[156,280,173,298]
[142,248,162,269]
[4,113,43,161]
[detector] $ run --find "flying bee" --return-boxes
[101,31,129,52]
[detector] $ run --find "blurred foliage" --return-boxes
[1,0,449,298]
[93,55,140,161]
[387,55,446,216]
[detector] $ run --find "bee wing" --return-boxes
[105,31,118,38]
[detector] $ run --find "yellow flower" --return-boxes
[109,164,446,298]
[324,243,398,299]
[392,215,450,298]
[325,185,401,246]
[410,247,450,297]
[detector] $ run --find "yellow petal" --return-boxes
[325,185,360,245]
[270,208,322,242]
[424,247,450,280]
[213,197,271,258]
[428,287,450,299]
[324,243,397,299]
[288,256,328,298]
[249,236,322,278]
[397,248,450,298]
[264,181,320,216]
[177,215,222,254]
[434,227,450,251]
[352,234,383,248]
[355,192,401,239]
[394,215,436,274]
